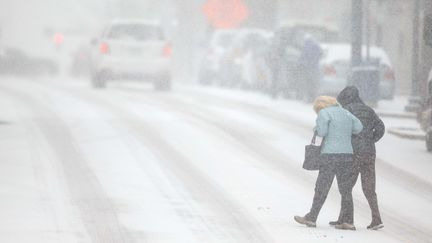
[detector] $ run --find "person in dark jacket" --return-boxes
[335,86,385,230]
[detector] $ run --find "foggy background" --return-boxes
[1,0,429,95]
[1,1,432,243]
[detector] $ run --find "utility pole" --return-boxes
[351,0,363,67]
[405,0,422,112]
[351,0,380,104]
[421,0,432,96]
[365,0,371,62]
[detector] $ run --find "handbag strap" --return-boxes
[311,131,317,144]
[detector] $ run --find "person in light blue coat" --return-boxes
[295,96,363,230]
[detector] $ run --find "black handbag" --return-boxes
[303,132,322,170]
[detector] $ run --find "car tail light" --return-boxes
[99,42,109,54]
[384,69,395,80]
[163,43,172,57]
[324,65,337,76]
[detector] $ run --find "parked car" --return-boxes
[218,28,273,88]
[198,29,236,85]
[317,43,396,99]
[69,44,92,78]
[90,19,172,90]
[0,47,58,76]
[418,69,432,152]
[266,22,339,98]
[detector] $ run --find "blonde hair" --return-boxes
[313,96,338,113]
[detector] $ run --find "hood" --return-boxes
[337,86,364,106]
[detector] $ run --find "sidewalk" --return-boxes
[376,96,425,140]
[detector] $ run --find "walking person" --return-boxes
[294,96,363,230]
[297,35,322,102]
[334,86,386,230]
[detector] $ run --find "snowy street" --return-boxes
[0,77,431,243]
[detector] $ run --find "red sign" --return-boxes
[202,0,249,29]
[53,33,64,45]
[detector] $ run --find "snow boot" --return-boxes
[335,223,356,230]
[367,222,384,230]
[329,220,341,226]
[294,215,316,227]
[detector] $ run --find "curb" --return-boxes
[387,127,425,140]
[376,111,417,119]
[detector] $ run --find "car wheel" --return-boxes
[426,129,432,152]
[91,71,107,89]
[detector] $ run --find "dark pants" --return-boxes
[337,153,382,224]
[305,154,355,224]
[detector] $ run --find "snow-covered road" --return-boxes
[0,77,431,243]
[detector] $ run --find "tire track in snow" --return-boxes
[0,84,135,243]
[50,85,275,243]
[33,81,432,242]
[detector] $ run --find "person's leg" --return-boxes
[335,155,355,224]
[333,155,360,224]
[360,153,382,225]
[305,160,336,222]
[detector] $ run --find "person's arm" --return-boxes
[314,110,330,137]
[372,112,385,142]
[350,112,363,135]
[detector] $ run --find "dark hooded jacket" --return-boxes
[337,86,385,155]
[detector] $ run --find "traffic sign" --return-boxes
[202,0,249,29]
[53,33,64,46]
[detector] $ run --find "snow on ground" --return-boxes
[0,77,431,242]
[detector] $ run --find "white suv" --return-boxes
[90,19,172,90]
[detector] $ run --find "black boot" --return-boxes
[367,222,384,230]
[329,220,341,226]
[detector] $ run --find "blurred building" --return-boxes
[277,0,432,98]
[368,0,415,95]
[368,0,432,99]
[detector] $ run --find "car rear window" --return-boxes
[106,24,164,41]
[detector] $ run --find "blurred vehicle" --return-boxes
[419,16,432,152]
[0,47,5,73]
[418,69,432,152]
[243,35,273,92]
[90,19,172,90]
[277,21,340,47]
[318,43,396,99]
[0,47,31,75]
[31,57,59,76]
[218,28,273,88]
[0,46,58,76]
[69,44,92,78]
[198,29,236,85]
[266,22,340,98]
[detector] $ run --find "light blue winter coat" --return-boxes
[314,105,363,154]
